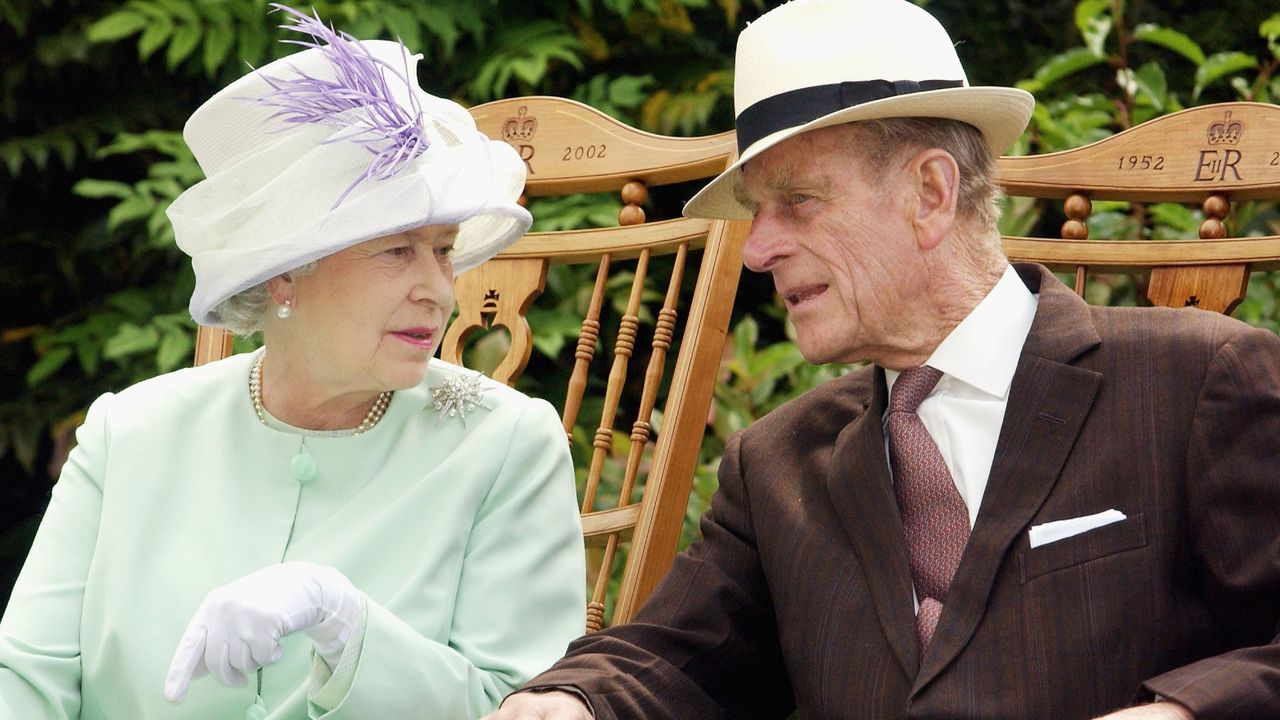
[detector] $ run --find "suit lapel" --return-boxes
[825,367,920,677]
[914,265,1105,692]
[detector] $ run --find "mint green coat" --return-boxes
[0,352,586,719]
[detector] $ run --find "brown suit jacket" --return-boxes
[526,264,1280,719]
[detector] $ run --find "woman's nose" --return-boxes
[411,253,455,305]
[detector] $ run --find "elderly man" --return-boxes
[487,0,1280,718]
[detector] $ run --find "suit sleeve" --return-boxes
[307,398,586,720]
[0,392,115,719]
[518,431,795,720]
[1143,326,1280,718]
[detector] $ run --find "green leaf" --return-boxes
[155,0,198,24]
[417,6,462,57]
[1260,13,1280,41]
[237,25,269,67]
[21,139,49,171]
[76,340,100,376]
[527,308,586,358]
[1261,13,1280,58]
[86,10,148,43]
[137,17,173,61]
[166,22,201,69]
[1131,24,1205,65]
[1148,202,1198,235]
[0,142,22,175]
[1194,52,1259,100]
[1230,76,1252,100]
[50,134,77,168]
[103,323,159,359]
[603,0,636,16]
[1073,0,1109,35]
[26,346,73,385]
[380,5,422,53]
[108,290,154,317]
[470,21,583,100]
[1132,61,1168,110]
[608,74,654,108]
[156,328,190,371]
[200,14,234,77]
[1021,47,1107,94]
[107,194,155,230]
[72,178,134,200]
[127,0,171,22]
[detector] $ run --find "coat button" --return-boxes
[290,452,317,483]
[244,702,268,720]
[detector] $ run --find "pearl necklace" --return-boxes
[249,354,392,436]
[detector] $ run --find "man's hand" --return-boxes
[481,690,593,719]
[1094,701,1194,720]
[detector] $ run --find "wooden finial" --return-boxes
[1199,194,1229,239]
[619,181,648,226]
[1061,193,1092,240]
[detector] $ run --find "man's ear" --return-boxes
[265,273,294,305]
[907,148,959,251]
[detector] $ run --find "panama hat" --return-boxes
[683,0,1034,220]
[169,5,531,327]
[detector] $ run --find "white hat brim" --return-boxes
[683,85,1034,220]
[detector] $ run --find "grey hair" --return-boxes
[846,117,1001,233]
[213,261,318,336]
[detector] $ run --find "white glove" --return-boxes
[163,561,363,702]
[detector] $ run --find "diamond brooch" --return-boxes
[430,373,489,426]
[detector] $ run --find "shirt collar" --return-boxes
[923,264,1038,399]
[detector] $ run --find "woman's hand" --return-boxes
[163,561,363,702]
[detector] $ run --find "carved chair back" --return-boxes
[194,96,749,631]
[997,101,1280,313]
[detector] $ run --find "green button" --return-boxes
[290,452,317,483]
[244,703,268,720]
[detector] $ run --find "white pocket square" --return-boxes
[1028,509,1126,549]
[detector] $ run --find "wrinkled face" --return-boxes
[738,126,921,365]
[283,224,458,395]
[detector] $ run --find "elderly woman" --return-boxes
[0,7,584,719]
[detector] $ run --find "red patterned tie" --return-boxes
[887,366,970,659]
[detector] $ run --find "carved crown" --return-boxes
[502,106,538,142]
[1207,111,1243,145]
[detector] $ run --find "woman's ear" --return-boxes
[907,148,959,251]
[265,274,293,305]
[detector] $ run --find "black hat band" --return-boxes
[734,79,965,155]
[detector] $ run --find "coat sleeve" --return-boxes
[1143,326,1280,718]
[0,392,115,719]
[518,431,796,720]
[308,398,586,720]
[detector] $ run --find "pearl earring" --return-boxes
[277,299,292,319]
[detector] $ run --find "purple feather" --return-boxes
[253,4,429,207]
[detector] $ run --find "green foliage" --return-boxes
[4,0,1280,611]
[469,21,584,101]
[1012,0,1280,322]
[0,120,105,177]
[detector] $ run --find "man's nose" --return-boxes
[742,214,791,272]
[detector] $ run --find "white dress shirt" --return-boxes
[884,264,1039,528]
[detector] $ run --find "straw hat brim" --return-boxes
[683,85,1034,220]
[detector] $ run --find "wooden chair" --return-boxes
[997,101,1280,313]
[193,96,749,631]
